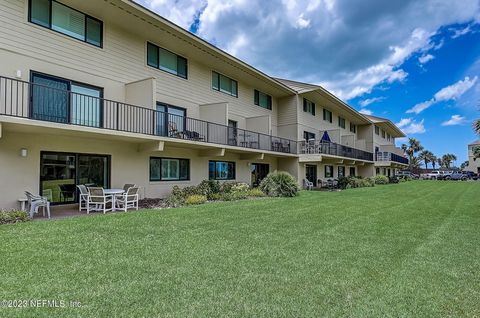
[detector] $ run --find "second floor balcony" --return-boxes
[300,139,374,161]
[376,152,409,165]
[0,76,296,154]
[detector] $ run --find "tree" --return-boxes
[473,146,480,161]
[410,156,422,170]
[404,138,424,170]
[437,158,443,169]
[431,155,438,170]
[474,119,480,135]
[460,161,469,170]
[441,154,457,169]
[418,150,434,169]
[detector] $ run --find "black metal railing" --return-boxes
[299,140,374,161]
[0,76,297,154]
[376,152,409,164]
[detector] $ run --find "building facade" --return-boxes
[466,140,480,173]
[0,0,407,209]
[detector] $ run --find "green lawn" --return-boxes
[1,181,479,317]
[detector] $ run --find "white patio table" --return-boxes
[104,189,124,211]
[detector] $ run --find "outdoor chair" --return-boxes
[86,187,113,214]
[303,179,314,190]
[76,185,89,211]
[25,191,50,219]
[123,184,136,192]
[115,187,139,212]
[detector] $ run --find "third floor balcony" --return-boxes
[300,139,374,161]
[376,152,409,165]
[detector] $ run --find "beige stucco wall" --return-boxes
[0,130,279,209]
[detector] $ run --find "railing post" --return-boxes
[206,122,210,143]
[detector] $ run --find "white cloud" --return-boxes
[359,109,373,115]
[407,76,478,113]
[359,96,386,107]
[418,54,435,64]
[451,25,473,38]
[396,118,426,134]
[441,115,468,126]
[134,0,480,101]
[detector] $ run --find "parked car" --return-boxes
[462,171,478,180]
[444,172,468,181]
[420,170,443,180]
[396,171,419,179]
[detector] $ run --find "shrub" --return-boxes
[259,171,299,197]
[338,176,356,190]
[374,175,389,185]
[0,210,29,225]
[230,182,250,193]
[185,194,207,205]
[247,188,265,197]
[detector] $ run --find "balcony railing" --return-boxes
[300,140,374,161]
[0,76,296,154]
[376,152,409,164]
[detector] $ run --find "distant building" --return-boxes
[466,140,480,173]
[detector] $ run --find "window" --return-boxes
[155,103,186,136]
[323,109,332,123]
[147,42,188,79]
[350,123,356,133]
[381,130,386,138]
[209,161,236,180]
[325,165,334,178]
[254,90,272,110]
[387,133,391,141]
[212,72,238,97]
[304,131,316,141]
[150,157,189,181]
[303,98,315,115]
[349,167,356,176]
[29,0,103,47]
[338,117,346,129]
[375,126,380,135]
[338,166,345,178]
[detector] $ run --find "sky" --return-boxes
[135,0,480,164]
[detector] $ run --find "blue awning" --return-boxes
[321,131,331,143]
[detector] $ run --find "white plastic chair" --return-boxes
[86,187,113,214]
[25,191,50,219]
[303,179,314,190]
[76,185,89,211]
[115,187,139,212]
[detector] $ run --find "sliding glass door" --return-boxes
[40,152,110,205]
[31,72,103,127]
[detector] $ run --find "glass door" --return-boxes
[251,163,269,187]
[40,152,110,205]
[31,73,69,123]
[71,83,102,127]
[306,165,317,187]
[228,120,238,146]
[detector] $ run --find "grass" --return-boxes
[1,181,479,317]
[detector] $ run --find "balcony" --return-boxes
[0,76,296,154]
[299,140,374,161]
[376,152,409,165]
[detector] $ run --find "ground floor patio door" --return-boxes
[306,165,317,186]
[251,163,269,187]
[40,152,110,205]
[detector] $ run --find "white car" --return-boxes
[421,170,443,180]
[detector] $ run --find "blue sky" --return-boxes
[136,0,480,164]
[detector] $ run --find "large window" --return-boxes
[375,126,380,135]
[338,166,345,178]
[212,72,238,97]
[381,129,386,138]
[304,131,316,141]
[209,161,236,180]
[303,98,315,115]
[338,117,346,129]
[323,109,333,123]
[29,0,103,47]
[254,90,272,110]
[147,42,188,79]
[325,165,334,178]
[349,167,356,176]
[150,157,189,181]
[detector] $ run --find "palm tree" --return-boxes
[437,158,443,169]
[474,146,480,161]
[431,155,438,170]
[418,150,433,169]
[474,119,480,135]
[410,156,422,170]
[460,161,469,170]
[405,138,424,170]
[442,154,457,169]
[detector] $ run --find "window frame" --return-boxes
[212,71,238,97]
[381,129,386,138]
[323,108,333,123]
[149,157,190,182]
[325,165,334,178]
[338,166,346,178]
[350,122,356,133]
[28,0,103,48]
[338,116,346,129]
[349,167,356,176]
[146,42,188,79]
[303,131,316,141]
[254,89,272,110]
[303,98,316,115]
[209,160,236,180]
[375,126,380,135]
